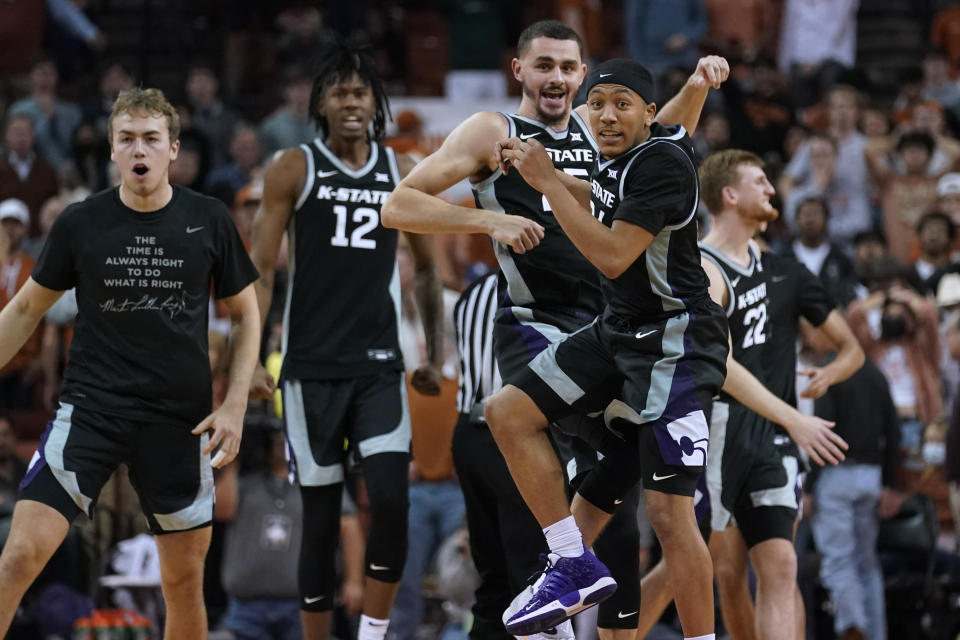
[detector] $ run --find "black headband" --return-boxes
[585,58,655,104]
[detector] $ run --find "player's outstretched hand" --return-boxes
[489,214,544,254]
[496,137,559,193]
[798,366,833,399]
[411,363,443,396]
[690,55,730,90]
[193,403,244,468]
[787,414,848,466]
[249,363,276,400]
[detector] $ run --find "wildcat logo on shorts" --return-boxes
[662,410,708,466]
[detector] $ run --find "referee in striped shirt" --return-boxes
[451,273,550,639]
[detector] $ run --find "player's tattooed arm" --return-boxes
[405,231,444,396]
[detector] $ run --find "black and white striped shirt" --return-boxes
[454,273,501,414]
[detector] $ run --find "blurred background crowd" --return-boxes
[5,0,960,639]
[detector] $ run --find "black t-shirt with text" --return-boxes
[32,185,258,424]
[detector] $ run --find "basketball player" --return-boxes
[697,149,864,640]
[492,58,729,639]
[248,42,444,640]
[0,88,261,639]
[382,21,729,640]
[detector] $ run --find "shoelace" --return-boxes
[521,554,575,605]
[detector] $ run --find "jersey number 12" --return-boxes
[331,205,378,250]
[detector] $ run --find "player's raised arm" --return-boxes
[654,55,729,135]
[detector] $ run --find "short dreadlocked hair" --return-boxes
[308,40,391,142]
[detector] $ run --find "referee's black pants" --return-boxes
[451,412,548,640]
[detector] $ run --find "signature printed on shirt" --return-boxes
[99,292,187,318]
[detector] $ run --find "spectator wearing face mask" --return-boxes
[846,284,943,466]
[903,419,955,549]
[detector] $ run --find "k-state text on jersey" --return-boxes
[544,147,594,164]
[591,180,616,208]
[737,282,767,310]
[316,185,392,204]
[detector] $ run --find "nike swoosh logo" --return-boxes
[772,275,787,282]
[317,169,339,178]
[600,73,612,78]
[520,132,540,140]
[186,226,204,234]
[652,472,677,482]
[618,610,638,619]
[303,595,326,604]
[730,276,741,287]
[635,329,658,340]
[369,563,391,571]
[613,498,623,505]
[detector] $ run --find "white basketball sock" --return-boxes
[685,634,715,640]
[543,515,584,557]
[357,614,389,640]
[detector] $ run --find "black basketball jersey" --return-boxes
[472,111,603,316]
[589,123,708,323]
[761,251,834,407]
[32,186,258,423]
[282,139,403,380]
[698,240,771,399]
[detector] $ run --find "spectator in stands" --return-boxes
[82,62,135,140]
[701,0,781,61]
[865,130,942,264]
[903,419,955,544]
[23,195,66,259]
[806,346,900,640]
[185,63,241,166]
[783,132,872,247]
[852,230,892,298]
[0,413,26,509]
[624,0,707,87]
[8,56,83,171]
[932,1,960,74]
[691,111,731,163]
[66,122,110,194]
[259,67,317,158]
[780,85,871,241]
[274,5,337,70]
[0,199,41,410]
[721,55,794,163]
[0,115,59,238]
[231,182,260,249]
[216,425,312,640]
[847,284,943,466]
[778,0,859,108]
[169,129,210,194]
[782,195,858,307]
[937,173,960,230]
[903,99,960,176]
[921,49,960,109]
[913,211,957,285]
[204,124,261,205]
